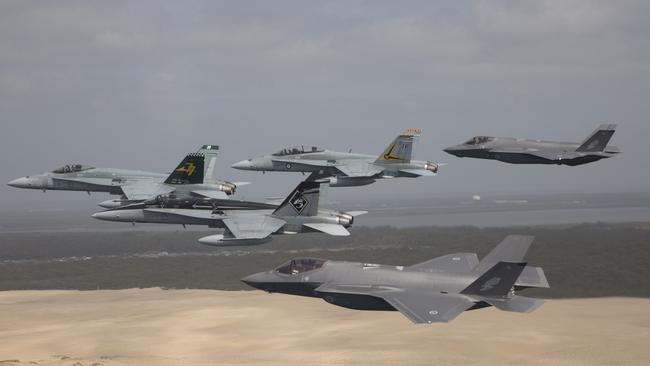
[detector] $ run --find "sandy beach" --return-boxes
[0,289,648,365]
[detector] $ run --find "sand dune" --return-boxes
[0,289,648,365]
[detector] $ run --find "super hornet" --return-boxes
[7,145,245,208]
[242,235,548,324]
[443,124,620,166]
[91,179,367,246]
[232,129,440,187]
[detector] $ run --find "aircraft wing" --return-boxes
[221,215,286,240]
[379,291,475,324]
[334,161,384,178]
[315,283,475,324]
[302,223,350,236]
[120,181,173,200]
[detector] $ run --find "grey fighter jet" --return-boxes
[232,129,439,187]
[92,180,367,246]
[7,145,245,208]
[242,235,548,324]
[443,124,620,166]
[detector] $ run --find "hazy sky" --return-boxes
[1,0,649,209]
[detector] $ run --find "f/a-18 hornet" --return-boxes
[92,178,367,246]
[443,124,620,166]
[232,129,440,187]
[7,145,245,208]
[242,235,548,323]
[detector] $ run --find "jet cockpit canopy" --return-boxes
[272,146,323,156]
[276,258,326,275]
[464,136,494,145]
[52,164,94,174]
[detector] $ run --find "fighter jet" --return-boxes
[443,124,620,166]
[242,235,548,324]
[232,129,439,187]
[7,145,245,208]
[92,179,367,246]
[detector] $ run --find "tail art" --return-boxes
[376,129,421,163]
[164,153,205,185]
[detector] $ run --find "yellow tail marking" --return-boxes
[175,162,197,176]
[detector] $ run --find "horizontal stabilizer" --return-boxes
[345,211,368,217]
[483,295,545,313]
[399,169,436,177]
[191,190,229,200]
[516,266,550,289]
[303,223,350,236]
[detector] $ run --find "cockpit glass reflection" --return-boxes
[464,136,493,145]
[52,164,94,173]
[276,258,326,275]
[272,146,323,156]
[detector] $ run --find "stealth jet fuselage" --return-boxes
[444,124,620,166]
[243,235,549,323]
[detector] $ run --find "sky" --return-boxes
[1,0,649,210]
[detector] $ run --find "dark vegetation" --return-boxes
[0,223,649,298]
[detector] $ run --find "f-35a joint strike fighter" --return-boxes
[242,235,548,323]
[232,129,440,187]
[7,145,246,208]
[444,124,620,166]
[92,179,367,246]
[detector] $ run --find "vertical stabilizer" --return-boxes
[272,181,321,217]
[577,124,617,152]
[472,235,534,275]
[375,129,421,163]
[197,145,219,182]
[164,153,205,185]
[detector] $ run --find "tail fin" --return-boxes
[472,235,534,275]
[576,124,617,152]
[197,145,219,182]
[461,261,527,298]
[375,129,421,163]
[164,153,205,185]
[272,181,321,217]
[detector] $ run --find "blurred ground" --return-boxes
[0,289,649,366]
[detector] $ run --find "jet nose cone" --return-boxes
[231,159,252,170]
[443,147,460,156]
[241,273,267,289]
[91,211,115,221]
[7,177,30,188]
